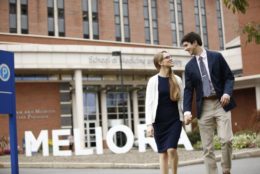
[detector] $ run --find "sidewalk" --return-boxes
[0,148,259,169]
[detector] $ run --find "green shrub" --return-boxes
[232,131,256,149]
[192,131,257,150]
[193,141,202,150]
[187,129,201,145]
[256,133,260,147]
[214,136,221,150]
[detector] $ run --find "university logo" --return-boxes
[0,64,11,82]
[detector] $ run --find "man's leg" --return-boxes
[198,100,218,174]
[215,102,233,174]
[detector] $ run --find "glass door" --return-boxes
[83,91,100,147]
[106,91,129,147]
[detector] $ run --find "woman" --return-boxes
[145,51,183,174]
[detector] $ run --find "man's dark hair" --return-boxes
[181,32,202,46]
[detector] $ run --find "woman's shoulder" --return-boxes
[148,74,159,82]
[173,74,182,83]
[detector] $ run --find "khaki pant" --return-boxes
[198,99,233,174]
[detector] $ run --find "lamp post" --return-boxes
[112,51,126,125]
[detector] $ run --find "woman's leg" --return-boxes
[159,152,169,174]
[167,148,178,174]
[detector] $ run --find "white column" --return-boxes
[17,0,21,34]
[256,84,260,111]
[127,93,132,128]
[132,90,139,138]
[54,0,59,37]
[182,72,192,132]
[74,70,85,148]
[101,89,108,140]
[72,91,77,129]
[88,0,93,40]
[95,93,100,126]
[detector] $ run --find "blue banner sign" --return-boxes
[0,50,19,174]
[0,51,15,114]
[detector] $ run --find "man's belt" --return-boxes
[203,95,218,100]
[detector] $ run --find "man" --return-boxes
[181,32,236,174]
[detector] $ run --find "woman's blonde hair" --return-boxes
[153,51,180,101]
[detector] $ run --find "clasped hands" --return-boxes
[184,114,192,125]
[146,125,154,137]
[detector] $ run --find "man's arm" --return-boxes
[183,66,193,124]
[219,53,235,96]
[184,66,193,112]
[219,53,235,106]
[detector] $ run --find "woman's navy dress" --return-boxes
[153,76,182,153]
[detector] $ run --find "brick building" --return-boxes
[0,0,259,149]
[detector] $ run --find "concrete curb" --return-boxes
[0,149,260,169]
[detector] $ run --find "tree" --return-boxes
[223,0,260,44]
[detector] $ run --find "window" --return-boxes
[200,0,208,48]
[143,0,159,44]
[123,0,130,42]
[169,0,184,46]
[83,87,100,148]
[137,90,146,124]
[84,92,97,120]
[92,0,99,39]
[82,0,89,38]
[216,0,224,50]
[21,0,28,34]
[82,0,99,40]
[114,0,130,42]
[9,0,17,33]
[114,0,121,41]
[57,0,65,36]
[107,91,128,120]
[47,0,65,37]
[144,0,150,43]
[47,0,55,36]
[151,0,158,44]
[194,0,200,34]
[194,0,209,48]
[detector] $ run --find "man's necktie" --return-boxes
[199,57,211,97]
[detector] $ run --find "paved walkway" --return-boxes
[0,147,259,168]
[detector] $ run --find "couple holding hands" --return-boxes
[145,32,236,174]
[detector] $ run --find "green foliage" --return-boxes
[256,133,260,147]
[232,131,256,149]
[187,129,201,145]
[223,0,260,44]
[192,131,257,150]
[223,0,249,14]
[0,136,8,150]
[243,22,260,44]
[214,136,222,150]
[193,141,203,150]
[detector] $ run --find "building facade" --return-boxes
[0,0,259,149]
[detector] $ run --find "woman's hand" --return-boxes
[146,125,154,137]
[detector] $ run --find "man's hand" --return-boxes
[146,125,154,137]
[220,94,230,107]
[184,114,192,125]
